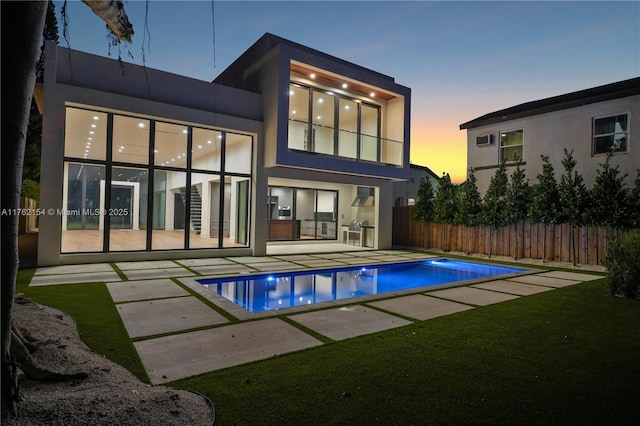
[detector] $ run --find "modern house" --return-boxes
[37,33,411,266]
[392,163,439,207]
[460,77,639,195]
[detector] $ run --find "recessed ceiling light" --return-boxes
[370,92,376,97]
[207,140,212,144]
[93,116,99,120]
[88,137,93,141]
[289,90,294,95]
[292,110,297,115]
[317,116,321,120]
[318,98,323,103]
[138,123,145,128]
[89,131,94,135]
[91,124,97,128]
[198,145,202,149]
[310,73,316,79]
[345,105,350,110]
[342,83,348,89]
[120,146,124,150]
[182,129,187,134]
[154,149,158,153]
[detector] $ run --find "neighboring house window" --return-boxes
[407,198,416,206]
[593,113,628,155]
[500,129,523,162]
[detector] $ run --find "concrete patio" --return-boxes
[30,249,605,384]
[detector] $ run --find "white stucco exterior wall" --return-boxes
[466,95,639,195]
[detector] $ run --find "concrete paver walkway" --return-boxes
[29,250,605,384]
[134,318,323,384]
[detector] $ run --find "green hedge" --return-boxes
[604,230,640,299]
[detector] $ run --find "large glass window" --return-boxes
[500,129,523,162]
[152,171,187,250]
[155,122,188,168]
[226,176,250,248]
[109,167,148,251]
[64,109,107,161]
[593,114,628,155]
[113,116,149,165]
[288,83,382,164]
[225,133,252,174]
[338,98,357,159]
[288,85,310,151]
[192,128,222,171]
[61,163,105,253]
[63,106,253,253]
[360,104,379,162]
[268,186,337,241]
[312,91,335,155]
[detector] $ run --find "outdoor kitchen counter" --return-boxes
[341,224,375,247]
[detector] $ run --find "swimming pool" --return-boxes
[197,259,525,313]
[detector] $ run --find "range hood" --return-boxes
[352,187,375,207]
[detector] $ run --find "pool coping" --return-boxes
[177,257,543,321]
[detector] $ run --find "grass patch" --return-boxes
[15,265,638,424]
[16,269,148,382]
[171,279,640,425]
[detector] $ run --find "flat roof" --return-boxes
[213,33,401,89]
[460,77,640,130]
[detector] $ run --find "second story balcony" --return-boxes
[288,119,403,166]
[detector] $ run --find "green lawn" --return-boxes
[17,267,640,425]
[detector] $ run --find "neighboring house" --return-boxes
[37,33,411,266]
[460,77,639,195]
[393,163,439,206]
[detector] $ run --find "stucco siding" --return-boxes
[467,95,639,195]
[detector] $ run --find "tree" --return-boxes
[482,160,508,257]
[454,169,482,254]
[1,0,133,415]
[505,162,530,260]
[528,155,560,262]
[23,1,60,204]
[589,152,630,230]
[432,173,457,251]
[413,178,434,223]
[558,148,589,266]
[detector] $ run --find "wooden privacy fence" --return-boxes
[393,206,616,266]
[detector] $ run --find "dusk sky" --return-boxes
[54,0,640,183]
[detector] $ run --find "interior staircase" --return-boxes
[180,185,202,234]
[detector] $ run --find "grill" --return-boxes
[349,220,369,231]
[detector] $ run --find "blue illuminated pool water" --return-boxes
[197,259,525,313]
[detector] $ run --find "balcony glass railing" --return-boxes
[288,119,403,166]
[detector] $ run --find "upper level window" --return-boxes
[500,129,523,162]
[288,83,387,164]
[593,114,628,155]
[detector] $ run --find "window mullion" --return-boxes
[103,113,114,252]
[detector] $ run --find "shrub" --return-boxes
[603,230,640,299]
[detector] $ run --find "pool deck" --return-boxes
[30,249,605,385]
